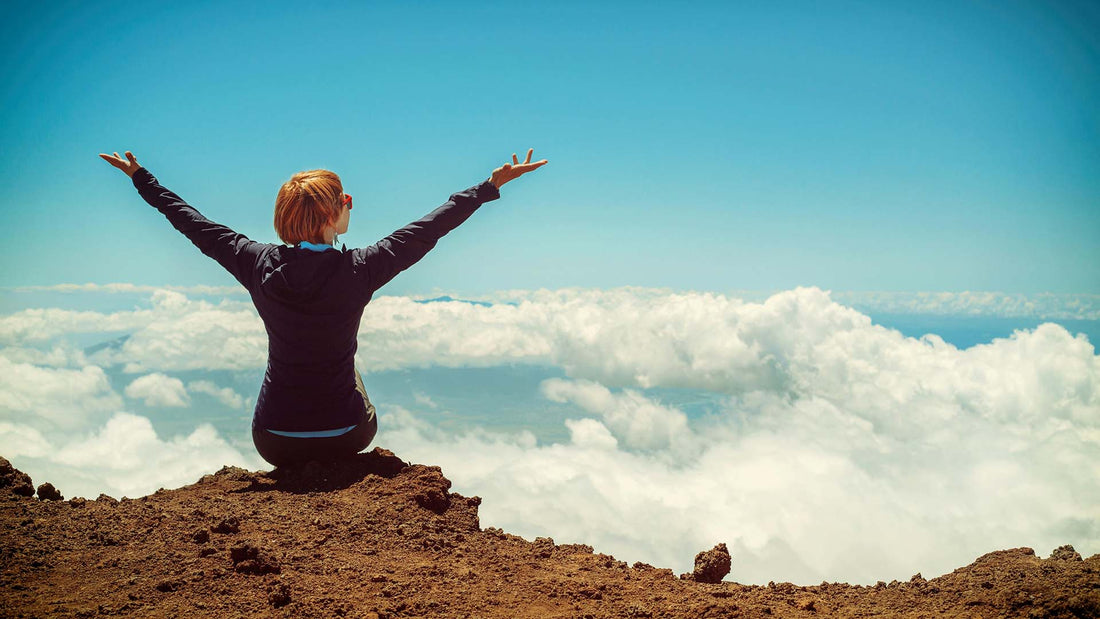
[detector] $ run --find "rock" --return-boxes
[229,543,280,575]
[213,465,253,481]
[155,579,182,592]
[192,528,210,544]
[68,497,87,508]
[268,581,291,607]
[212,516,240,534]
[0,457,35,497]
[406,465,451,513]
[36,482,63,501]
[1049,545,1082,561]
[690,543,731,584]
[229,544,259,563]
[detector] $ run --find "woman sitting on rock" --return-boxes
[99,149,548,467]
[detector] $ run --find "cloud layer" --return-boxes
[0,285,1096,585]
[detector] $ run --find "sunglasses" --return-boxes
[342,193,353,210]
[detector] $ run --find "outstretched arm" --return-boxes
[352,148,548,299]
[99,151,266,289]
[351,180,500,297]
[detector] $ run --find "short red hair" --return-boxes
[273,169,343,244]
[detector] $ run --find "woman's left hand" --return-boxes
[98,151,142,177]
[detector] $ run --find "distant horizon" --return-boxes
[4,282,1099,320]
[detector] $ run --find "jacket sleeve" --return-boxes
[131,167,266,289]
[351,180,501,297]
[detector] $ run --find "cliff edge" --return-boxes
[1,453,1097,618]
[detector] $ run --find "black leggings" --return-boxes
[252,371,378,468]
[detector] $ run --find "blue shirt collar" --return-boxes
[297,240,335,252]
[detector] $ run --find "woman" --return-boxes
[99,149,548,467]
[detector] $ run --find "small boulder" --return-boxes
[229,543,280,575]
[212,516,240,534]
[406,465,451,513]
[36,482,63,501]
[1049,545,1083,561]
[690,543,731,583]
[0,457,35,497]
[268,581,291,608]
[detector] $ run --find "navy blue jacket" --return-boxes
[131,167,501,432]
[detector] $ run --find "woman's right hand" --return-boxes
[489,148,548,189]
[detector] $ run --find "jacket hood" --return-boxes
[259,245,348,305]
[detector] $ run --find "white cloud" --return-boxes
[355,295,554,371]
[0,290,265,373]
[0,342,89,368]
[0,422,53,458]
[0,306,154,346]
[0,357,123,427]
[2,412,263,499]
[12,283,1096,320]
[542,378,691,453]
[830,290,1100,320]
[124,373,190,407]
[371,287,1098,585]
[187,380,246,410]
[564,418,618,450]
[113,293,266,373]
[0,285,1097,587]
[7,282,247,296]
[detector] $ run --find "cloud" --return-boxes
[0,289,257,346]
[369,287,1098,585]
[0,285,1097,586]
[6,286,1095,381]
[542,378,691,453]
[564,418,618,450]
[187,380,246,410]
[1,412,263,500]
[0,357,124,428]
[10,283,1096,320]
[103,292,265,373]
[0,422,53,458]
[830,290,1100,320]
[124,373,190,407]
[0,342,89,368]
[474,288,1100,320]
[6,283,247,296]
[355,295,554,371]
[384,356,1099,585]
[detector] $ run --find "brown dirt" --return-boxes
[1,452,1097,618]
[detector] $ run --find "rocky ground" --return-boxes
[1,452,1097,618]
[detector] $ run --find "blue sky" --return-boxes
[1,0,1097,294]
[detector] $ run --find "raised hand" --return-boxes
[489,148,548,189]
[98,151,142,177]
